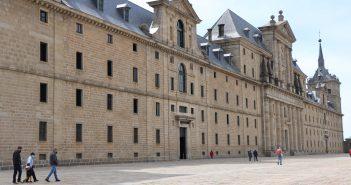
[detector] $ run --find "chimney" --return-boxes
[207,28,212,42]
[278,10,284,21]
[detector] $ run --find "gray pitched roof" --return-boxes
[63,0,154,37]
[204,9,267,51]
[292,60,305,75]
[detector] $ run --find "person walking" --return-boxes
[24,152,38,183]
[45,149,61,182]
[248,150,253,162]
[253,150,258,162]
[275,147,283,165]
[210,150,214,159]
[349,149,351,157]
[12,146,22,184]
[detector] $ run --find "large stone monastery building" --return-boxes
[0,0,344,168]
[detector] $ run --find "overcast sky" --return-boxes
[130,0,351,139]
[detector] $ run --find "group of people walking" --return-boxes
[12,146,61,184]
[247,150,259,162]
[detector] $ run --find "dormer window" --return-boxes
[177,20,185,48]
[224,53,233,65]
[96,0,104,12]
[218,24,225,37]
[253,34,261,42]
[213,48,223,60]
[200,42,209,56]
[116,4,131,22]
[243,27,250,37]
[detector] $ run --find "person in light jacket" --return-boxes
[24,152,38,183]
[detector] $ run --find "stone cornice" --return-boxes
[303,99,343,116]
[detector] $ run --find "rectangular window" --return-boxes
[40,42,48,62]
[76,89,83,107]
[170,77,174,91]
[133,128,138,144]
[179,106,187,113]
[227,134,230,145]
[255,136,258,146]
[238,135,241,145]
[76,23,83,34]
[251,53,254,59]
[76,123,82,142]
[40,83,48,103]
[155,102,160,116]
[244,65,247,74]
[76,52,83,70]
[243,48,246,55]
[190,83,194,95]
[155,73,160,88]
[218,24,225,37]
[214,89,217,101]
[133,67,138,82]
[39,121,47,141]
[245,98,248,108]
[40,10,48,23]
[191,108,194,114]
[107,60,113,77]
[246,117,249,127]
[236,95,239,106]
[76,153,82,159]
[226,92,229,103]
[252,68,255,78]
[254,119,257,128]
[200,67,203,74]
[171,104,175,112]
[155,51,159,59]
[133,43,138,52]
[215,112,218,124]
[237,116,240,126]
[254,100,256,110]
[201,133,205,145]
[201,110,205,122]
[247,135,250,145]
[215,133,218,145]
[39,154,46,161]
[133,98,138,114]
[107,126,113,143]
[201,85,205,97]
[107,94,113,110]
[107,153,113,158]
[107,34,113,44]
[156,129,160,144]
[213,72,217,78]
[226,114,230,125]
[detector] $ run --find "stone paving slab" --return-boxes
[0,154,350,185]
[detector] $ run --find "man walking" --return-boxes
[275,147,283,165]
[248,150,253,162]
[24,152,38,183]
[45,149,61,182]
[253,150,258,162]
[12,146,22,184]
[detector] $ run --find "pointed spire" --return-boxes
[318,38,325,68]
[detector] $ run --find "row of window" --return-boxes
[207,133,258,146]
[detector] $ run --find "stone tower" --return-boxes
[307,39,341,113]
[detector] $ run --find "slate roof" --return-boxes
[204,9,267,51]
[292,60,305,75]
[61,0,239,74]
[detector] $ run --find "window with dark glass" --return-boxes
[237,116,240,126]
[107,60,113,77]
[215,133,218,145]
[107,34,113,44]
[254,100,256,110]
[202,133,205,145]
[40,10,48,23]
[179,106,187,113]
[252,68,255,78]
[190,83,194,95]
[254,119,257,128]
[133,98,138,114]
[40,83,47,103]
[218,24,225,37]
[133,43,137,52]
[236,95,239,106]
[214,89,217,101]
[76,123,82,142]
[156,129,160,144]
[76,23,83,34]
[156,102,160,116]
[201,110,205,122]
[76,89,83,107]
[107,126,113,143]
[191,108,194,114]
[76,153,82,159]
[76,52,83,70]
[227,114,230,125]
[39,154,46,160]
[177,20,185,48]
[39,121,47,141]
[245,98,248,108]
[133,67,138,82]
[155,51,159,59]
[215,112,218,124]
[200,67,203,74]
[227,134,230,145]
[155,73,160,88]
[244,65,246,74]
[247,135,250,145]
[201,85,205,97]
[40,42,48,62]
[246,117,249,128]
[107,94,113,110]
[170,77,174,91]
[178,63,186,92]
[213,72,217,78]
[133,128,138,144]
[226,92,229,103]
[171,104,175,112]
[255,136,258,146]
[238,135,241,145]
[108,153,113,158]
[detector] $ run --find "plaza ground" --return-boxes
[0,154,350,185]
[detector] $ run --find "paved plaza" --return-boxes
[0,154,350,185]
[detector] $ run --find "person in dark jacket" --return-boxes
[248,150,253,162]
[253,150,259,162]
[45,149,61,182]
[12,146,22,184]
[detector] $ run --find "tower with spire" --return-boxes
[307,39,341,112]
